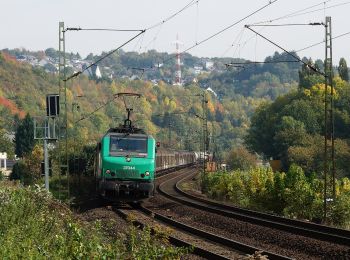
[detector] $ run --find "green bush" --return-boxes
[226,146,258,171]
[10,161,27,181]
[0,184,189,259]
[330,193,350,227]
[200,165,350,227]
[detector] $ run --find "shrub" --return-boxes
[0,185,189,259]
[199,165,350,227]
[330,193,350,227]
[226,146,258,171]
[10,161,27,181]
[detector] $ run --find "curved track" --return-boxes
[172,170,350,246]
[152,167,293,259]
[113,204,235,260]
[147,166,350,259]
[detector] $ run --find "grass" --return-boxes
[0,182,190,259]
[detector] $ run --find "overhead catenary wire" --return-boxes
[220,27,245,57]
[179,1,279,57]
[65,28,144,32]
[245,26,325,76]
[250,0,350,25]
[64,30,145,82]
[251,0,331,25]
[296,30,350,52]
[157,0,279,67]
[225,60,300,67]
[75,96,118,124]
[285,1,350,20]
[247,23,324,27]
[146,0,200,30]
[75,93,143,124]
[195,0,200,44]
[64,0,203,82]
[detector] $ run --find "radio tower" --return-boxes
[173,34,183,86]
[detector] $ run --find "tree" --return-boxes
[44,48,58,59]
[0,129,15,158]
[14,113,35,158]
[226,146,258,170]
[273,116,307,167]
[338,58,349,82]
[298,58,324,89]
[283,164,319,219]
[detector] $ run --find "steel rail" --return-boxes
[135,201,291,260]
[113,205,231,260]
[170,171,350,246]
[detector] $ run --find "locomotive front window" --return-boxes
[110,135,148,156]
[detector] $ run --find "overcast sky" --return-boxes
[1,0,350,63]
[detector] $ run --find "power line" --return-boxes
[65,27,144,32]
[146,0,199,30]
[158,0,279,66]
[64,1,202,82]
[64,30,145,82]
[251,0,350,25]
[247,23,324,27]
[245,26,325,76]
[296,31,350,52]
[225,60,300,67]
[287,1,350,19]
[252,0,330,25]
[75,96,121,124]
[181,1,279,56]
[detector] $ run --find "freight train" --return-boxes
[94,119,196,201]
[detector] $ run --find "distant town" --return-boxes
[10,48,220,88]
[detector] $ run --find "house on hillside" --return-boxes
[82,64,102,79]
[205,61,214,71]
[206,87,217,97]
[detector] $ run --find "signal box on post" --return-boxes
[46,94,59,117]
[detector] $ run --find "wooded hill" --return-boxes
[1,48,347,167]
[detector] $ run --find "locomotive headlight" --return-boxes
[105,169,111,174]
[145,171,150,176]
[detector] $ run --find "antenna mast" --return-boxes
[173,34,183,86]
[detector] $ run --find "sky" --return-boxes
[1,0,350,63]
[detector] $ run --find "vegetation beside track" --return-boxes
[0,182,189,259]
[200,165,350,228]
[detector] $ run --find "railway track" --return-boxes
[168,170,350,246]
[146,166,350,259]
[113,203,241,260]
[133,202,291,260]
[153,167,293,259]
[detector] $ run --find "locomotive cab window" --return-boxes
[109,134,148,157]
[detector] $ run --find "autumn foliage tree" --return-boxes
[226,146,258,170]
[14,113,35,158]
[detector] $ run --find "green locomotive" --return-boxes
[95,126,156,200]
[94,92,197,201]
[94,93,156,200]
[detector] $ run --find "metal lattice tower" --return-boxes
[58,22,69,199]
[323,16,335,221]
[173,34,183,86]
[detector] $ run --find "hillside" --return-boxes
[0,48,303,160]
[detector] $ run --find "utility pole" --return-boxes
[58,22,69,200]
[168,122,172,148]
[199,91,208,175]
[44,121,49,190]
[323,16,335,222]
